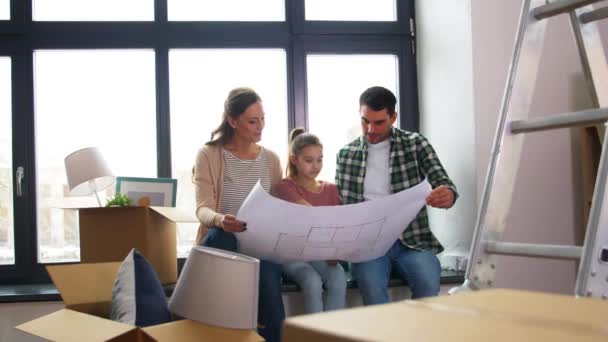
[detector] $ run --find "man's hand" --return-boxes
[426,186,455,209]
[220,214,247,232]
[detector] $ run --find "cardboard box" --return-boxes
[76,206,196,284]
[16,262,263,342]
[283,289,608,342]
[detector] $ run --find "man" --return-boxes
[335,86,458,304]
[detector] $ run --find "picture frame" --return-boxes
[115,177,177,207]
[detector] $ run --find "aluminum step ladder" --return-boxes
[451,0,608,299]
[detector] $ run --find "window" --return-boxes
[0,57,13,265]
[305,0,397,21]
[34,50,156,263]
[33,0,154,21]
[0,0,9,20]
[168,0,284,21]
[169,49,288,257]
[307,54,399,182]
[0,1,416,283]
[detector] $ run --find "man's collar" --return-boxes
[390,126,398,141]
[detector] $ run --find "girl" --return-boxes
[273,128,347,313]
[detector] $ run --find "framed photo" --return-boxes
[115,177,177,207]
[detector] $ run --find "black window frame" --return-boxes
[291,0,411,34]
[0,0,418,284]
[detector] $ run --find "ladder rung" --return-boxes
[510,107,608,134]
[580,6,608,23]
[533,0,601,20]
[484,241,582,260]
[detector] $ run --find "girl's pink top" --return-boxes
[273,179,340,206]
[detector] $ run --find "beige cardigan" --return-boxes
[193,144,283,245]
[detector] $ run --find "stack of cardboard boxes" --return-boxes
[17,206,263,342]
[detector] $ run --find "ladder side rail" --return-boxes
[459,0,550,292]
[575,127,608,298]
[569,4,608,298]
[570,5,608,141]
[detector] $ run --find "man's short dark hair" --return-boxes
[359,86,397,115]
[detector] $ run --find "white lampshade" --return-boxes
[64,147,115,196]
[169,246,260,330]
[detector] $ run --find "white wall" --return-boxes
[418,0,607,294]
[416,0,477,269]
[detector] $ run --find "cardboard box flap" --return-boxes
[58,205,129,210]
[149,206,197,223]
[47,262,121,307]
[107,328,157,342]
[143,320,264,342]
[54,205,197,223]
[422,289,608,328]
[284,295,608,342]
[16,309,135,342]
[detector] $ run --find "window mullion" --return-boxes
[156,47,171,178]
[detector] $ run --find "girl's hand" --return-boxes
[220,214,247,233]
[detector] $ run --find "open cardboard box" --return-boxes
[71,206,197,284]
[283,289,608,342]
[16,262,263,342]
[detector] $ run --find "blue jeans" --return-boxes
[202,227,285,342]
[352,240,441,304]
[282,261,346,313]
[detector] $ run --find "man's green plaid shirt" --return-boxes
[335,127,458,254]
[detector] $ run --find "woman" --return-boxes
[193,87,284,342]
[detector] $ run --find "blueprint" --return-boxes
[235,179,431,263]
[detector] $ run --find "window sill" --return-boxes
[0,269,464,303]
[281,269,464,292]
[0,283,61,303]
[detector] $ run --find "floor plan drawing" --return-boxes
[273,218,387,260]
[236,179,431,263]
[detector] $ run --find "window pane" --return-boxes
[33,0,153,21]
[307,54,399,182]
[0,57,14,265]
[35,50,157,263]
[170,49,288,257]
[0,0,9,20]
[168,0,284,21]
[305,0,396,21]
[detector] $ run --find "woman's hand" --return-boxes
[220,214,247,233]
